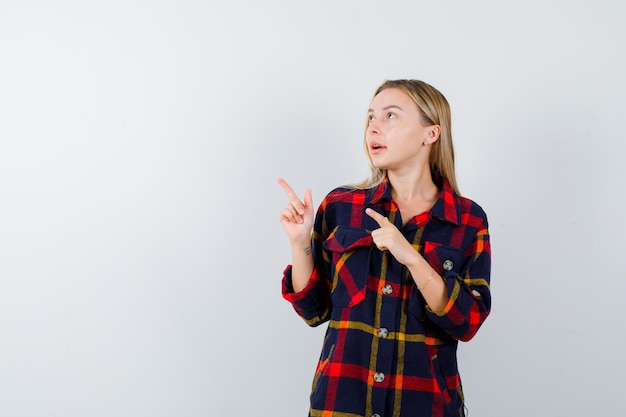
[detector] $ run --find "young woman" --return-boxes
[278,79,491,417]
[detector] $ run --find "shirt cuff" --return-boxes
[282,265,321,305]
[424,276,488,341]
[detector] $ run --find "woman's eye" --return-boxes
[367,115,374,122]
[387,112,396,119]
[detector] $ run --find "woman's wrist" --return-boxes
[290,238,312,254]
[417,269,435,290]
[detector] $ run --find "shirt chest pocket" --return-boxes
[422,241,466,279]
[323,226,373,307]
[408,242,467,320]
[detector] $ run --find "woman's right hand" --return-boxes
[277,178,314,245]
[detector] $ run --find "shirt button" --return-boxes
[373,372,385,383]
[378,328,389,338]
[443,259,454,271]
[382,284,393,295]
[372,414,381,417]
[472,289,481,297]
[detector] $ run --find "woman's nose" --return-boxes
[367,121,380,135]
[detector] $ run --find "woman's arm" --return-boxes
[277,178,314,292]
[365,208,449,310]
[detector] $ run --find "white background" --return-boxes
[1,1,625,416]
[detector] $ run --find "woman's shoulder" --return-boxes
[456,193,489,229]
[316,186,371,221]
[322,185,368,204]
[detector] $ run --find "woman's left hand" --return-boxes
[365,208,421,267]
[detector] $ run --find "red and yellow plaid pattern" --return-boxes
[282,177,491,417]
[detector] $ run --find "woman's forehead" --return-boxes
[370,88,417,112]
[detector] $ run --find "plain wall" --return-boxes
[1,0,625,416]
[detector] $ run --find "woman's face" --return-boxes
[365,88,434,171]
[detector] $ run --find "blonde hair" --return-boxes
[353,79,459,195]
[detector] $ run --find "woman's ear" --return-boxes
[428,125,441,142]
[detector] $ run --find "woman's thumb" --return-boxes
[304,188,313,212]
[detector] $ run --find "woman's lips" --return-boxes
[370,142,386,155]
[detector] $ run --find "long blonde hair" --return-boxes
[353,79,459,195]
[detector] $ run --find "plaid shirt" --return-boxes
[282,177,491,417]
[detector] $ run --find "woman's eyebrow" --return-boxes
[368,105,404,112]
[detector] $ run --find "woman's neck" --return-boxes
[388,168,439,203]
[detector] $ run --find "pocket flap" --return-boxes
[423,241,466,277]
[324,227,373,252]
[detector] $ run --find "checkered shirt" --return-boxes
[282,177,491,417]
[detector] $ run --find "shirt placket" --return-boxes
[369,205,407,416]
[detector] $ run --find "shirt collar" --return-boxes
[368,175,461,226]
[369,176,394,204]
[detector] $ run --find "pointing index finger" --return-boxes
[365,208,388,227]
[277,177,305,215]
[277,178,298,199]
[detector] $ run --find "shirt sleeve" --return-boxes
[425,220,492,342]
[281,197,332,327]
